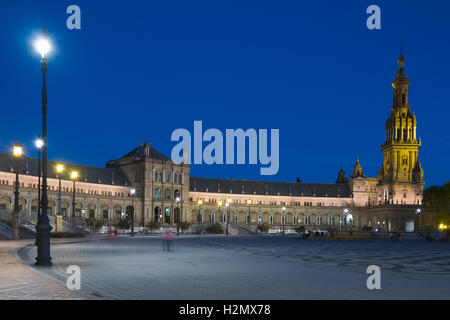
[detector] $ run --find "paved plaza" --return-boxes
[14,236,450,300]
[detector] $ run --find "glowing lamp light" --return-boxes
[197,199,203,205]
[71,171,79,180]
[56,164,64,173]
[175,197,180,202]
[218,201,222,207]
[13,145,23,157]
[225,202,229,207]
[35,37,51,57]
[247,199,252,205]
[227,198,232,203]
[130,188,136,195]
[35,139,43,149]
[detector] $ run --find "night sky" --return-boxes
[0,0,449,187]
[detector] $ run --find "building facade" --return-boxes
[0,54,426,232]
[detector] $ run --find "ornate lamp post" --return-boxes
[12,143,23,240]
[343,208,349,231]
[175,196,180,235]
[130,188,136,237]
[35,27,52,266]
[197,199,203,224]
[71,171,78,223]
[282,206,286,237]
[55,164,64,231]
[247,199,251,225]
[225,198,231,236]
[34,138,43,245]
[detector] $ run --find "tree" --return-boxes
[178,221,191,232]
[424,182,450,226]
[116,218,130,230]
[257,223,269,233]
[205,223,224,234]
[146,221,161,233]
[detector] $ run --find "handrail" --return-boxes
[0,221,13,239]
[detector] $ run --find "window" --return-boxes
[154,188,161,200]
[153,170,157,181]
[209,214,215,223]
[305,216,310,225]
[269,216,274,224]
[164,188,171,199]
[258,215,262,224]
[103,210,108,219]
[233,214,238,222]
[166,173,170,182]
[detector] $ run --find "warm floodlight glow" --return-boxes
[218,201,223,207]
[71,171,79,180]
[130,188,136,195]
[56,164,64,173]
[197,199,203,205]
[225,202,229,207]
[282,206,286,211]
[35,37,51,58]
[13,145,23,157]
[35,139,43,149]
[227,198,232,203]
[247,199,252,205]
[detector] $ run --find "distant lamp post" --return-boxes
[130,188,136,237]
[247,199,252,225]
[35,27,53,266]
[55,164,64,231]
[12,143,23,240]
[282,206,286,237]
[70,171,78,223]
[343,208,349,231]
[175,196,180,235]
[226,198,232,236]
[197,199,203,224]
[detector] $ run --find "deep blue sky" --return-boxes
[0,0,449,187]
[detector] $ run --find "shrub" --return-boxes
[178,221,191,232]
[205,223,224,234]
[116,218,130,230]
[362,225,372,232]
[294,225,305,234]
[147,221,161,230]
[257,223,269,233]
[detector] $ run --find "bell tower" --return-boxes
[377,49,424,204]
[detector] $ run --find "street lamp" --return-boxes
[226,198,231,236]
[35,138,43,219]
[282,206,286,237]
[197,199,203,224]
[343,208,349,231]
[34,138,43,246]
[175,196,180,235]
[55,164,64,231]
[130,188,136,237]
[35,27,52,266]
[70,171,78,223]
[247,199,252,225]
[12,143,22,240]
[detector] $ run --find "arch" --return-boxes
[164,207,171,224]
[174,189,181,200]
[87,203,96,218]
[154,206,162,222]
[126,205,134,220]
[47,199,56,215]
[262,211,270,223]
[0,195,12,210]
[286,212,294,225]
[18,197,27,211]
[61,200,70,217]
[174,207,181,224]
[164,188,171,200]
[113,204,123,219]
[100,204,110,219]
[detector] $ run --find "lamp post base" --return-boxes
[35,216,53,266]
